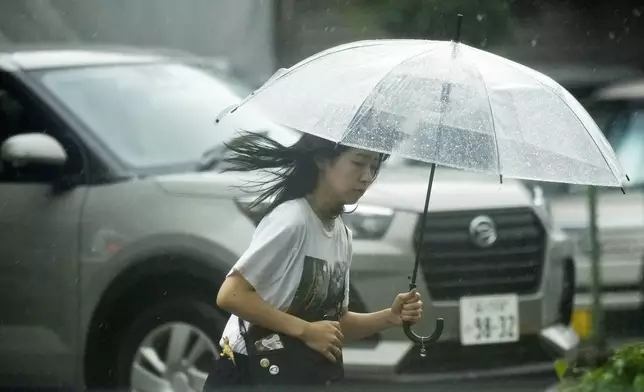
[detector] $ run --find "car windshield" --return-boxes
[603,107,644,185]
[522,103,644,196]
[29,62,251,170]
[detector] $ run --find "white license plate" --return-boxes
[459,294,519,346]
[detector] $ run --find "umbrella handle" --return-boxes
[402,318,444,357]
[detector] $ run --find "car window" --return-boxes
[605,109,644,185]
[0,87,32,141]
[527,104,644,196]
[0,76,82,183]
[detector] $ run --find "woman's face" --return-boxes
[320,148,382,205]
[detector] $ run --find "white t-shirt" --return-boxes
[220,198,353,354]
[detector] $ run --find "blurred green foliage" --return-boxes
[350,0,513,46]
[556,343,644,392]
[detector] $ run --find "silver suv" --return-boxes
[546,78,644,339]
[0,46,578,391]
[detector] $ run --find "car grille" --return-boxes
[413,207,546,301]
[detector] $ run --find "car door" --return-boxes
[0,71,87,386]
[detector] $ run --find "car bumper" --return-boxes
[343,323,578,382]
[345,362,555,383]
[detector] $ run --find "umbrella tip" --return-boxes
[499,174,503,184]
[626,174,631,182]
[621,187,626,195]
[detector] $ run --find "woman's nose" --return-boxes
[360,168,375,183]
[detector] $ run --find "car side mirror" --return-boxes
[1,133,67,167]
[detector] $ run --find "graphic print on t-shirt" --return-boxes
[287,256,347,316]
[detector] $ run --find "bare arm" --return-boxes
[217,272,309,339]
[339,291,423,342]
[339,309,397,342]
[218,272,344,362]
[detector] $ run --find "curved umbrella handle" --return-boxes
[403,318,444,357]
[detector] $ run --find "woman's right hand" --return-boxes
[301,321,344,362]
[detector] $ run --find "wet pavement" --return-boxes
[345,374,557,392]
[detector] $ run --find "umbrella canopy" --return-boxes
[222,39,627,187]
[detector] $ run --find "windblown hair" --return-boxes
[222,130,387,215]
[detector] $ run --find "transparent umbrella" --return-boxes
[225,41,627,187]
[216,18,628,355]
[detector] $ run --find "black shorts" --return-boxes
[204,352,343,391]
[204,352,253,390]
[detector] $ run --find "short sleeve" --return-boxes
[229,203,307,296]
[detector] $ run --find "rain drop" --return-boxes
[633,9,641,17]
[608,31,616,40]
[476,14,485,22]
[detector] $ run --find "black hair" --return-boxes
[222,130,387,216]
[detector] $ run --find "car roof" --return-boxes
[593,78,644,102]
[0,44,198,71]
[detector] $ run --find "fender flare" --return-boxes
[81,233,236,344]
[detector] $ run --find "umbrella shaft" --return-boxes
[410,163,437,291]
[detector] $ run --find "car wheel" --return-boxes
[114,298,226,392]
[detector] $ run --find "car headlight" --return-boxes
[343,204,395,240]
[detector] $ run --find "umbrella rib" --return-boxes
[555,98,624,183]
[463,51,503,182]
[284,39,432,74]
[228,41,421,116]
[262,41,422,94]
[339,44,446,143]
[499,60,624,184]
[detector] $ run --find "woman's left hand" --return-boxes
[388,289,423,326]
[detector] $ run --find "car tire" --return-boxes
[113,297,227,392]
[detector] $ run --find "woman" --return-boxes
[204,131,423,389]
